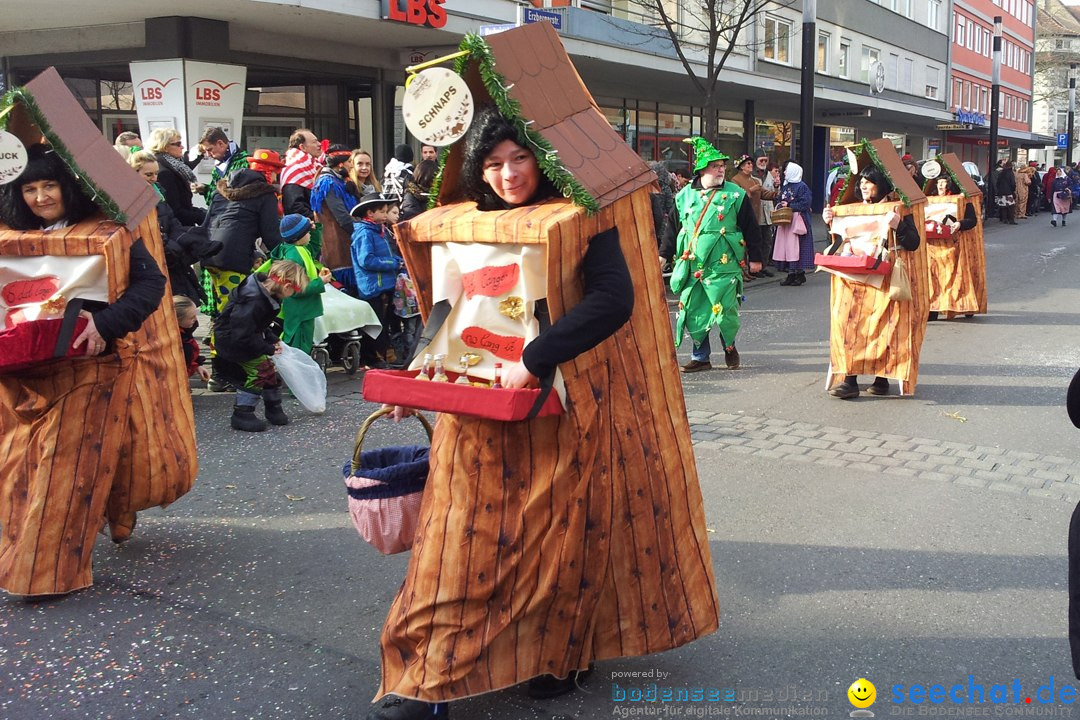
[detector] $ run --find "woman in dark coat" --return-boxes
[399,159,436,221]
[148,128,205,227]
[995,160,1017,225]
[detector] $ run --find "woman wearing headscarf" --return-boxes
[771,161,815,286]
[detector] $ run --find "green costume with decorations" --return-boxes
[265,243,326,354]
[671,181,750,348]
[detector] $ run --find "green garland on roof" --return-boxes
[428,33,600,215]
[935,154,975,198]
[0,86,128,224]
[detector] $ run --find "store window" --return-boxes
[763,15,792,64]
[637,102,658,161]
[658,107,694,173]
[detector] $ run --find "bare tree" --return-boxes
[620,0,795,142]
[101,80,135,111]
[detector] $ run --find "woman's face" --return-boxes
[859,177,880,203]
[166,136,184,159]
[769,166,781,182]
[353,153,371,179]
[482,139,540,207]
[21,179,66,225]
[738,161,753,177]
[138,161,160,185]
[936,178,950,195]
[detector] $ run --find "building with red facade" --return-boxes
[943,0,1048,169]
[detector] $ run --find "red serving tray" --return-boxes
[814,253,892,275]
[925,222,954,240]
[0,316,89,373]
[362,369,564,421]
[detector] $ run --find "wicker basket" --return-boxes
[770,207,793,225]
[343,407,434,555]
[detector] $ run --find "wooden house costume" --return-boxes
[0,69,197,596]
[378,23,719,703]
[825,139,930,395]
[922,153,987,319]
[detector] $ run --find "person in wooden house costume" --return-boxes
[366,24,720,720]
[669,137,763,372]
[0,69,197,597]
[921,153,987,321]
[820,139,930,400]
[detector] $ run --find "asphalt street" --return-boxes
[2,210,1079,720]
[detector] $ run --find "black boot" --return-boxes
[780,273,795,286]
[364,696,448,720]
[527,665,594,699]
[792,271,806,285]
[263,387,289,426]
[231,405,268,432]
[208,358,234,393]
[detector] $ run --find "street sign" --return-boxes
[821,109,871,118]
[479,23,516,36]
[1058,133,1070,149]
[936,123,973,131]
[522,7,562,30]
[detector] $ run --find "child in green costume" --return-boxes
[269,214,333,353]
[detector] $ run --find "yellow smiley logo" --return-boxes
[848,678,876,709]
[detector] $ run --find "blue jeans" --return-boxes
[691,334,730,362]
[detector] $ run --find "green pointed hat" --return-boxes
[684,136,729,173]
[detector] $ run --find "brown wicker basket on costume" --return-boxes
[364,24,718,719]
[820,139,930,400]
[0,75,197,598]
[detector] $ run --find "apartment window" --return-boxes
[860,46,880,83]
[982,86,990,114]
[954,78,963,108]
[901,58,914,94]
[887,53,899,91]
[929,0,941,29]
[925,66,939,99]
[898,0,910,17]
[955,14,965,45]
[839,39,850,78]
[984,29,992,57]
[974,25,982,54]
[966,19,974,50]
[763,15,792,64]
[817,31,830,73]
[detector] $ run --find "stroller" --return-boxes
[310,268,382,375]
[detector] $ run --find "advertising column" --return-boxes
[129,60,247,153]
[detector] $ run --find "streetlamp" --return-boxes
[987,15,1002,212]
[799,0,816,207]
[1068,63,1076,167]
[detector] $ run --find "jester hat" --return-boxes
[684,136,729,174]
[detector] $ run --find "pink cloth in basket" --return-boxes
[345,474,423,555]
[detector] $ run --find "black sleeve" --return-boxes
[259,195,285,253]
[958,203,978,231]
[1069,500,1080,680]
[92,239,167,341]
[896,214,920,251]
[281,184,313,219]
[323,190,355,232]
[738,196,764,263]
[521,227,634,379]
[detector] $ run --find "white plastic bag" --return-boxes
[272,343,327,414]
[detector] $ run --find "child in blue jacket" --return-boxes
[350,193,403,366]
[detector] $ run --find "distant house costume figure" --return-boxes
[668,137,763,373]
[363,24,719,720]
[921,154,987,321]
[820,138,930,399]
[0,69,197,596]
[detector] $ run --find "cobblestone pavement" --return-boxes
[688,409,1080,503]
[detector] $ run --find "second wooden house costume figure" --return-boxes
[922,152,987,320]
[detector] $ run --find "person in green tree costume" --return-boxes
[670,136,763,372]
[267,214,332,353]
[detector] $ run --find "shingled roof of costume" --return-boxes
[1,67,159,230]
[433,22,655,213]
[835,138,928,208]
[927,152,983,198]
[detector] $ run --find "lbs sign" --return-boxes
[382,0,447,29]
